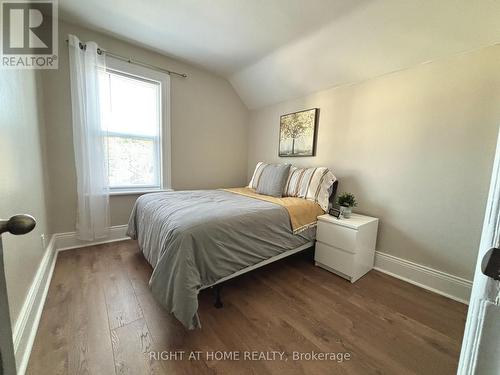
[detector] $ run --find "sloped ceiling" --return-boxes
[58,0,360,74]
[59,0,500,109]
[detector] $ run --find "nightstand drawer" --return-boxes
[317,221,357,253]
[315,242,354,276]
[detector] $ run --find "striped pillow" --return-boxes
[284,167,337,211]
[248,162,267,189]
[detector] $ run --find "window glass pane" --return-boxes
[107,136,158,188]
[103,73,160,137]
[99,66,162,190]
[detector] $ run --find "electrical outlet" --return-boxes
[41,234,46,249]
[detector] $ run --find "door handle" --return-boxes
[0,214,36,235]
[482,248,500,281]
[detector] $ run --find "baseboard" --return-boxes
[13,234,57,375]
[55,224,129,251]
[374,251,472,304]
[13,225,130,375]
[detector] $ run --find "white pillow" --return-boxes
[284,166,337,211]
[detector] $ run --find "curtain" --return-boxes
[68,34,110,240]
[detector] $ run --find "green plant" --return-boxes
[337,192,357,208]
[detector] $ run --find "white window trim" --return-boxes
[104,56,171,195]
[110,188,174,196]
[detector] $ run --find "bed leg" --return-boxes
[213,286,223,309]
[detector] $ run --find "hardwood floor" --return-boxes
[27,240,467,374]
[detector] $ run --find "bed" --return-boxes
[127,182,337,329]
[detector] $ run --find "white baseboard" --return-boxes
[13,225,130,375]
[374,251,472,304]
[56,224,129,251]
[13,234,57,375]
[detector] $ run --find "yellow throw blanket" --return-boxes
[223,187,325,234]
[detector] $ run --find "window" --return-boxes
[99,58,170,194]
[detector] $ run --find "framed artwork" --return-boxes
[279,108,318,157]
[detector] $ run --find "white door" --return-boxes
[458,131,500,374]
[0,215,37,375]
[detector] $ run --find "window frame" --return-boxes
[103,57,171,195]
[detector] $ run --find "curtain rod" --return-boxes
[65,39,187,78]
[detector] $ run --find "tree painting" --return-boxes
[279,108,318,156]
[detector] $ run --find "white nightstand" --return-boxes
[315,213,379,282]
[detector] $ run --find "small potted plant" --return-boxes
[337,192,357,219]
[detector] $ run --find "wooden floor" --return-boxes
[27,240,467,375]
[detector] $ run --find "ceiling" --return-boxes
[59,0,500,109]
[59,0,359,74]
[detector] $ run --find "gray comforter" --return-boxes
[127,189,315,329]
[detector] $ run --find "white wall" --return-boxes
[247,45,500,280]
[0,70,51,325]
[230,1,500,109]
[41,20,249,233]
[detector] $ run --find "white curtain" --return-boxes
[68,34,110,240]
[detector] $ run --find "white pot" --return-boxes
[341,206,352,218]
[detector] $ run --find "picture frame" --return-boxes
[279,108,319,157]
[328,207,342,219]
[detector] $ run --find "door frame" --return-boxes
[458,128,500,374]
